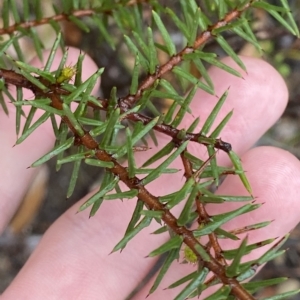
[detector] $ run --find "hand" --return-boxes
[1,48,299,300]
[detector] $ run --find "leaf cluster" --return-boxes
[0,0,299,299]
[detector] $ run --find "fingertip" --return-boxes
[216,146,300,238]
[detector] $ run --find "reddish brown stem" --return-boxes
[0,69,255,300]
[0,10,95,36]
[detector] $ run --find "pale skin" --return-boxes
[1,48,300,300]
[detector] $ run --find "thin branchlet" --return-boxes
[118,0,255,109]
[0,0,150,35]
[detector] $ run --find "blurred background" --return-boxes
[0,0,299,298]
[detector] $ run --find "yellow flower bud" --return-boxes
[56,65,77,84]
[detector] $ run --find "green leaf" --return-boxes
[152,10,176,56]
[166,177,195,209]
[228,150,252,194]
[15,60,55,82]
[0,35,18,56]
[148,236,183,257]
[22,0,30,21]
[149,247,180,295]
[167,271,198,289]
[203,285,231,300]
[124,35,149,70]
[62,103,85,137]
[2,0,9,29]
[22,107,37,134]
[67,155,82,198]
[85,158,114,168]
[142,141,175,167]
[112,216,152,252]
[193,203,260,237]
[194,243,211,262]
[209,110,233,138]
[142,141,189,186]
[78,176,119,212]
[252,2,299,37]
[174,268,209,300]
[92,15,115,49]
[280,0,300,37]
[31,137,74,167]
[232,23,262,54]
[74,52,85,87]
[171,86,197,128]
[177,186,198,226]
[192,59,214,90]
[214,228,239,241]
[129,53,140,95]
[63,68,104,104]
[188,8,201,46]
[262,290,300,300]
[125,128,136,179]
[200,189,253,203]
[55,48,69,79]
[172,66,214,95]
[69,15,90,32]
[257,235,289,265]
[243,278,288,294]
[0,90,8,115]
[165,7,189,39]
[223,238,274,260]
[233,221,273,234]
[147,27,159,74]
[15,99,63,116]
[152,226,168,235]
[134,168,178,174]
[226,237,248,277]
[10,0,20,23]
[18,68,48,91]
[132,30,148,58]
[201,90,229,135]
[151,90,185,106]
[15,87,23,136]
[113,117,159,159]
[207,145,219,186]
[140,210,163,218]
[193,51,242,78]
[100,108,120,147]
[236,266,257,282]
[16,111,51,144]
[30,27,44,61]
[103,189,138,200]
[89,197,103,218]
[12,37,25,61]
[125,200,144,235]
[215,35,246,71]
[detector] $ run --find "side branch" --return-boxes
[93,98,232,153]
[0,0,150,36]
[121,1,254,109]
[0,10,95,36]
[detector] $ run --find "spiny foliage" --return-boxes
[0,0,299,299]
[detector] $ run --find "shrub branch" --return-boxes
[0,65,254,300]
